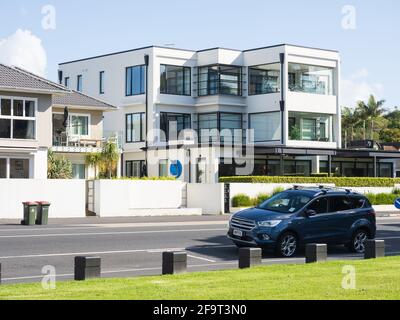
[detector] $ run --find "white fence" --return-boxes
[187,183,225,215]
[93,180,202,217]
[0,180,86,219]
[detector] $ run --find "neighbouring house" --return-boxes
[0,63,117,180]
[58,44,400,181]
[52,90,118,179]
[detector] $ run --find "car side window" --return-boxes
[329,196,353,212]
[307,197,328,214]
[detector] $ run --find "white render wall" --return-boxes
[0,180,86,219]
[93,180,187,217]
[187,183,225,215]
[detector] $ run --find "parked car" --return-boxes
[227,187,376,257]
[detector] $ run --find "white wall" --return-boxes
[187,183,225,215]
[94,180,186,217]
[0,180,86,219]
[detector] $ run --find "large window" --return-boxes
[77,75,83,92]
[198,112,242,143]
[198,65,242,96]
[126,65,145,96]
[320,161,393,177]
[10,158,29,179]
[249,112,281,142]
[70,115,89,136]
[0,158,6,178]
[249,63,281,95]
[0,97,36,140]
[288,63,334,95]
[160,112,191,141]
[72,164,86,179]
[288,112,332,142]
[126,113,145,143]
[126,160,145,177]
[99,71,105,94]
[160,65,191,96]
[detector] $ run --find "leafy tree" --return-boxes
[100,140,120,179]
[341,106,360,147]
[47,149,72,179]
[356,95,386,140]
[85,152,102,179]
[380,128,400,143]
[384,107,400,129]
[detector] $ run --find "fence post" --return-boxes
[74,256,101,281]
[239,248,262,269]
[162,252,187,275]
[364,240,385,259]
[305,244,327,263]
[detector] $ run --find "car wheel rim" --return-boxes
[281,235,297,257]
[354,232,367,253]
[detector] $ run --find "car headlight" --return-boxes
[258,220,282,227]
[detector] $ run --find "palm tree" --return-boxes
[341,106,359,147]
[101,140,120,179]
[85,152,102,179]
[356,95,386,140]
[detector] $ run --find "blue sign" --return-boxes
[170,160,183,178]
[395,198,400,210]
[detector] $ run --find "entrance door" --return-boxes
[196,158,207,183]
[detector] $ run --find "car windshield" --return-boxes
[257,192,312,213]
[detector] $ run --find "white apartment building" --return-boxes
[58,44,398,182]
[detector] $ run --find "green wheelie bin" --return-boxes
[36,201,51,225]
[22,202,38,226]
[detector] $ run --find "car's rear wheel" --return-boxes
[276,232,298,257]
[349,229,369,253]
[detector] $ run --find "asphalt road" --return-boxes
[0,215,400,284]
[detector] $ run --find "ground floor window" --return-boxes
[72,164,86,179]
[219,158,311,177]
[9,158,30,179]
[320,161,393,177]
[159,160,169,177]
[126,160,145,178]
[0,158,6,178]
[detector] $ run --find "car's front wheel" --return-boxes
[276,232,298,257]
[349,229,369,253]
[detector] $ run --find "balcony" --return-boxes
[52,131,122,154]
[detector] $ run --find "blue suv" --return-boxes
[228,187,376,257]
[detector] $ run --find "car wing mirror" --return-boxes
[305,209,317,217]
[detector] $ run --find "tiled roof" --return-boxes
[53,90,117,110]
[0,64,68,93]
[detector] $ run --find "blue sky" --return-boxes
[0,0,399,108]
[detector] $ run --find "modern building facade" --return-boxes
[0,63,117,180]
[58,44,398,182]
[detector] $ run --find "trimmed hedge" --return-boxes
[220,176,400,187]
[232,194,253,207]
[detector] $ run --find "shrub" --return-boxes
[393,187,400,195]
[272,187,285,195]
[366,193,398,205]
[254,193,270,206]
[311,173,329,177]
[112,177,176,181]
[219,176,400,187]
[232,194,253,207]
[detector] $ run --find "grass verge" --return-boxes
[0,257,399,300]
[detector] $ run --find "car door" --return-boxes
[294,196,331,243]
[325,196,356,243]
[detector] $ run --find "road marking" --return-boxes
[0,228,226,239]
[0,221,229,233]
[0,244,236,260]
[187,254,217,263]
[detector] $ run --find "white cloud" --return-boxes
[0,29,47,77]
[341,68,384,107]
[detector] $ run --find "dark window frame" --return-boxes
[197,112,243,144]
[248,111,282,143]
[125,112,145,143]
[125,65,146,96]
[160,112,192,142]
[160,64,191,96]
[64,77,70,88]
[99,71,105,94]
[77,75,83,92]
[248,62,281,96]
[197,64,243,97]
[125,160,145,178]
